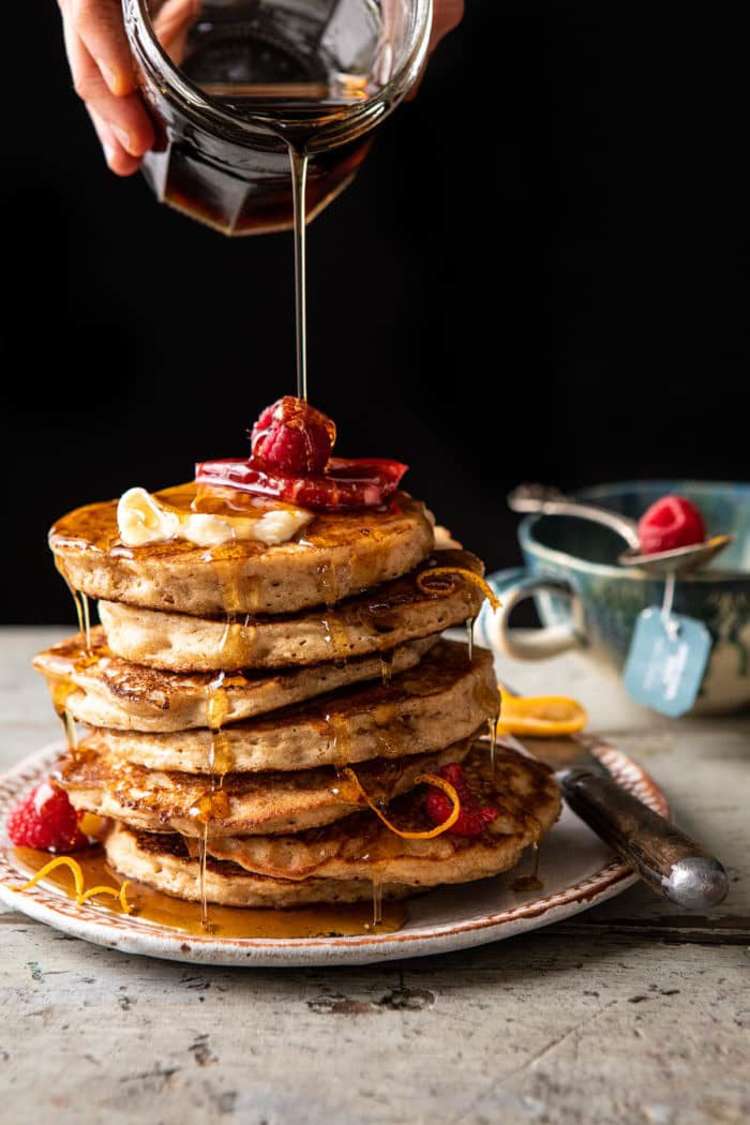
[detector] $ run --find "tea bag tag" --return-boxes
[623,572,711,717]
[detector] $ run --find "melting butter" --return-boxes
[117,487,313,548]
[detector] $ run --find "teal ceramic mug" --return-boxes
[477,481,750,714]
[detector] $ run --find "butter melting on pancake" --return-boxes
[49,484,434,616]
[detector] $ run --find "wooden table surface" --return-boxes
[1,627,748,1124]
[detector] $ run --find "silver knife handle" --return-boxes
[562,768,729,910]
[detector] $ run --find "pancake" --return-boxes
[50,483,434,616]
[33,627,436,732]
[105,828,412,907]
[97,549,486,672]
[105,744,560,903]
[58,737,473,836]
[205,744,561,884]
[84,641,499,773]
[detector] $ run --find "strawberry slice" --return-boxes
[195,457,408,512]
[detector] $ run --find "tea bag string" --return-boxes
[661,570,680,641]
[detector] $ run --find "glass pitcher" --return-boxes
[122,0,433,235]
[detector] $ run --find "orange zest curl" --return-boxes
[10,855,133,913]
[416,567,501,612]
[341,768,461,840]
[79,881,134,914]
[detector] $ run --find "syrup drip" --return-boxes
[206,672,233,780]
[198,827,212,932]
[56,559,92,653]
[324,711,351,766]
[465,616,475,662]
[50,679,79,753]
[12,846,407,938]
[512,843,544,893]
[316,562,350,661]
[379,649,394,686]
[80,592,92,653]
[370,873,383,928]
[487,716,498,774]
[198,669,234,930]
[218,613,235,655]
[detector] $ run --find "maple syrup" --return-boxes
[12,846,407,938]
[512,844,544,893]
[379,648,394,686]
[465,616,475,662]
[55,558,92,652]
[123,0,426,400]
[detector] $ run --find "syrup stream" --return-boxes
[371,874,384,928]
[290,147,309,401]
[487,716,497,774]
[465,616,474,662]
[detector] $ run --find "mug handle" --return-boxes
[482,567,586,661]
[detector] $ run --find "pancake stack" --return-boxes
[35,482,560,923]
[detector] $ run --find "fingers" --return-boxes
[429,0,464,52]
[406,0,464,100]
[152,0,200,65]
[59,0,155,173]
[88,107,142,176]
[69,0,136,96]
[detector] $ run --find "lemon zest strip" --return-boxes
[416,567,501,611]
[341,768,461,840]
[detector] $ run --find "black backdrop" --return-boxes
[3,3,749,624]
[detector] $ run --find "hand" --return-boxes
[59,0,465,178]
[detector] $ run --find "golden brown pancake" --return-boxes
[105,828,412,907]
[58,736,473,836]
[205,744,561,884]
[49,483,434,616]
[33,627,435,731]
[97,549,486,672]
[83,641,499,773]
[104,745,560,905]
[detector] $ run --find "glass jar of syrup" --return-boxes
[122,0,432,235]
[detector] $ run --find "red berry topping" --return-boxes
[196,456,409,512]
[6,780,87,853]
[251,396,336,476]
[424,763,499,838]
[637,495,707,555]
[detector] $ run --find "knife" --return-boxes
[504,728,728,910]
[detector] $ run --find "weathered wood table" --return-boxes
[1,627,748,1123]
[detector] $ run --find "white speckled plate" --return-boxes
[0,740,667,967]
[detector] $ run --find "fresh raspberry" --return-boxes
[637,495,706,555]
[6,780,87,853]
[424,763,499,838]
[250,396,336,477]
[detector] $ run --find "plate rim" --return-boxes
[0,739,668,966]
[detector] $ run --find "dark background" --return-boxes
[3,3,749,624]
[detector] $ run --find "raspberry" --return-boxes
[6,780,87,853]
[424,763,499,838]
[250,396,336,476]
[637,495,706,555]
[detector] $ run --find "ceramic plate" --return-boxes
[0,740,667,967]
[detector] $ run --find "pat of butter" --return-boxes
[117,487,313,548]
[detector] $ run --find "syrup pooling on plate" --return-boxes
[512,843,544,893]
[11,847,407,938]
